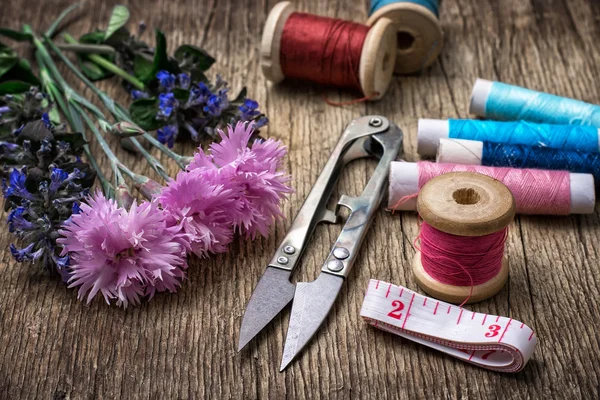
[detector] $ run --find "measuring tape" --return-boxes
[360,279,537,372]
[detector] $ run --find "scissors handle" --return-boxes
[321,122,404,278]
[267,116,393,272]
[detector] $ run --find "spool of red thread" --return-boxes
[261,2,397,100]
[413,172,516,304]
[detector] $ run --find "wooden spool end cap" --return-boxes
[260,1,295,83]
[366,2,443,75]
[359,17,397,100]
[417,172,516,236]
[413,252,509,304]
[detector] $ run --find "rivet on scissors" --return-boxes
[369,117,383,127]
[277,256,289,265]
[283,246,296,255]
[327,260,344,272]
[333,247,350,260]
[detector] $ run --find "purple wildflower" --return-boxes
[58,191,189,308]
[157,124,178,148]
[158,92,179,120]
[157,70,176,91]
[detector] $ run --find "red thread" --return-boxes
[280,13,368,93]
[415,221,507,306]
[416,162,571,215]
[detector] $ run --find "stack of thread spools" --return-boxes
[260,0,444,101]
[388,79,599,304]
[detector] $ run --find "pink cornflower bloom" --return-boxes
[187,122,292,239]
[158,168,241,257]
[58,191,188,308]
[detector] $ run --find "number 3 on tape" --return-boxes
[360,279,537,372]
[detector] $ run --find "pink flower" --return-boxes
[58,191,188,308]
[188,122,292,238]
[158,168,240,257]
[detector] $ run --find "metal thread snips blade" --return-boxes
[280,273,344,371]
[238,267,295,351]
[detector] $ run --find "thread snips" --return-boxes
[237,116,403,370]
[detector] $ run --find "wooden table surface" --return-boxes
[1,0,600,398]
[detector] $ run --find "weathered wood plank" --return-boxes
[0,0,599,398]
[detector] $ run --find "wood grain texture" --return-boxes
[1,0,599,399]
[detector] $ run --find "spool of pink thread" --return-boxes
[413,172,516,305]
[388,161,595,215]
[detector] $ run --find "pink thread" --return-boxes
[417,162,571,215]
[415,222,508,306]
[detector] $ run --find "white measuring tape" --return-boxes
[360,279,537,372]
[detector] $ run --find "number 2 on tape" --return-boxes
[387,300,404,319]
[360,280,538,373]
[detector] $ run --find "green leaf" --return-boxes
[0,43,18,78]
[138,30,178,83]
[79,59,113,81]
[0,80,31,95]
[54,131,87,150]
[128,97,164,131]
[232,87,247,103]
[0,28,32,42]
[0,59,41,86]
[174,44,215,72]
[133,53,153,79]
[105,5,130,40]
[80,30,106,44]
[172,88,190,103]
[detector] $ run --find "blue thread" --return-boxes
[481,142,600,184]
[482,81,600,127]
[369,0,440,17]
[449,119,599,153]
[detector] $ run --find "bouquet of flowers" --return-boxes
[0,3,292,307]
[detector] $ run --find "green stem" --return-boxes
[57,43,116,55]
[44,2,83,38]
[36,50,112,196]
[45,36,189,170]
[74,102,126,187]
[63,33,144,90]
[38,36,170,181]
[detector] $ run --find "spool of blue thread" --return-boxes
[470,79,600,127]
[417,118,600,157]
[436,138,600,188]
[367,0,443,74]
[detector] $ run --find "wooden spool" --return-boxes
[260,1,397,100]
[413,172,516,304]
[366,2,443,74]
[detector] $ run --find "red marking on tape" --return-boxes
[386,284,391,298]
[376,280,380,289]
[520,322,525,329]
[468,350,476,361]
[401,294,416,329]
[457,309,464,324]
[529,331,535,341]
[434,302,439,315]
[447,305,451,314]
[496,316,500,323]
[498,318,512,343]
[482,314,488,325]
[400,288,404,297]
[423,298,427,306]
[471,312,476,320]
